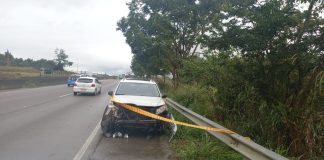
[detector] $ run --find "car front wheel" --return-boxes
[101,106,116,136]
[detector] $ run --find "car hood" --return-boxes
[113,95,165,107]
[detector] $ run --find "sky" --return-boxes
[0,0,132,75]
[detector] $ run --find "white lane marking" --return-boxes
[73,119,101,160]
[59,93,72,98]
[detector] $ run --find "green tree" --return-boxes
[0,53,5,65]
[54,48,73,71]
[4,50,14,66]
[120,0,324,157]
[200,0,324,156]
[117,0,222,84]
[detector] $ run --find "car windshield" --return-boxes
[77,78,93,83]
[115,82,160,97]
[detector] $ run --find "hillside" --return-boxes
[0,66,40,80]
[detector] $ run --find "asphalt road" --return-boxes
[88,133,172,160]
[0,79,172,160]
[0,80,116,160]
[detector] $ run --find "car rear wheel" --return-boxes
[73,92,77,96]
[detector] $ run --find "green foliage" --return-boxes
[4,50,14,65]
[117,0,219,83]
[125,0,324,158]
[168,107,243,160]
[54,48,73,71]
[178,50,324,157]
[0,51,57,71]
[0,49,73,71]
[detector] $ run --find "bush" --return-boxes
[159,52,324,158]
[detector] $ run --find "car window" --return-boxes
[96,79,100,83]
[70,77,77,81]
[77,78,93,83]
[115,82,160,97]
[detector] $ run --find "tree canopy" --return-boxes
[54,48,73,71]
[0,49,73,71]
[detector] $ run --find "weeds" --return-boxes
[169,108,243,160]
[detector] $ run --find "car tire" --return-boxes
[93,90,97,96]
[101,106,116,136]
[73,92,77,96]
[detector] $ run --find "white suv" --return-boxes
[101,79,176,137]
[73,77,102,96]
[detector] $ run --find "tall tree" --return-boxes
[54,48,73,71]
[4,50,14,66]
[118,0,222,84]
[0,53,5,65]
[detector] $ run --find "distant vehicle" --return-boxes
[67,74,81,87]
[101,78,177,137]
[73,77,102,96]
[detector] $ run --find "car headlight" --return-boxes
[156,105,167,114]
[108,100,116,108]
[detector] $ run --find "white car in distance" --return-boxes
[73,77,102,96]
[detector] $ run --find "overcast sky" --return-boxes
[0,0,132,75]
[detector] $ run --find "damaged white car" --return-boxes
[101,78,177,139]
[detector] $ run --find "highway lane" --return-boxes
[0,79,117,160]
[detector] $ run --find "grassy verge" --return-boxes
[158,80,243,159]
[0,66,40,79]
[0,66,74,80]
[169,108,243,160]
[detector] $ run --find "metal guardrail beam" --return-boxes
[166,98,288,160]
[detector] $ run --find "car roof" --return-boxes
[78,76,96,79]
[120,78,156,84]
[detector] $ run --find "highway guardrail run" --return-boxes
[166,98,288,160]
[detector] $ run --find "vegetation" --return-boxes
[0,66,40,79]
[0,48,73,71]
[54,48,73,71]
[0,66,74,80]
[119,0,324,158]
[169,108,243,160]
[158,80,243,159]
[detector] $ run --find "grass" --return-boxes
[169,108,243,160]
[158,78,324,159]
[158,80,243,159]
[0,66,40,79]
[0,66,74,80]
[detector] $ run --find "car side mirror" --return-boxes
[162,94,167,98]
[108,91,113,96]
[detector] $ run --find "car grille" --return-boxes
[116,103,157,120]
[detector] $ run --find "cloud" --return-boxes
[0,0,132,74]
